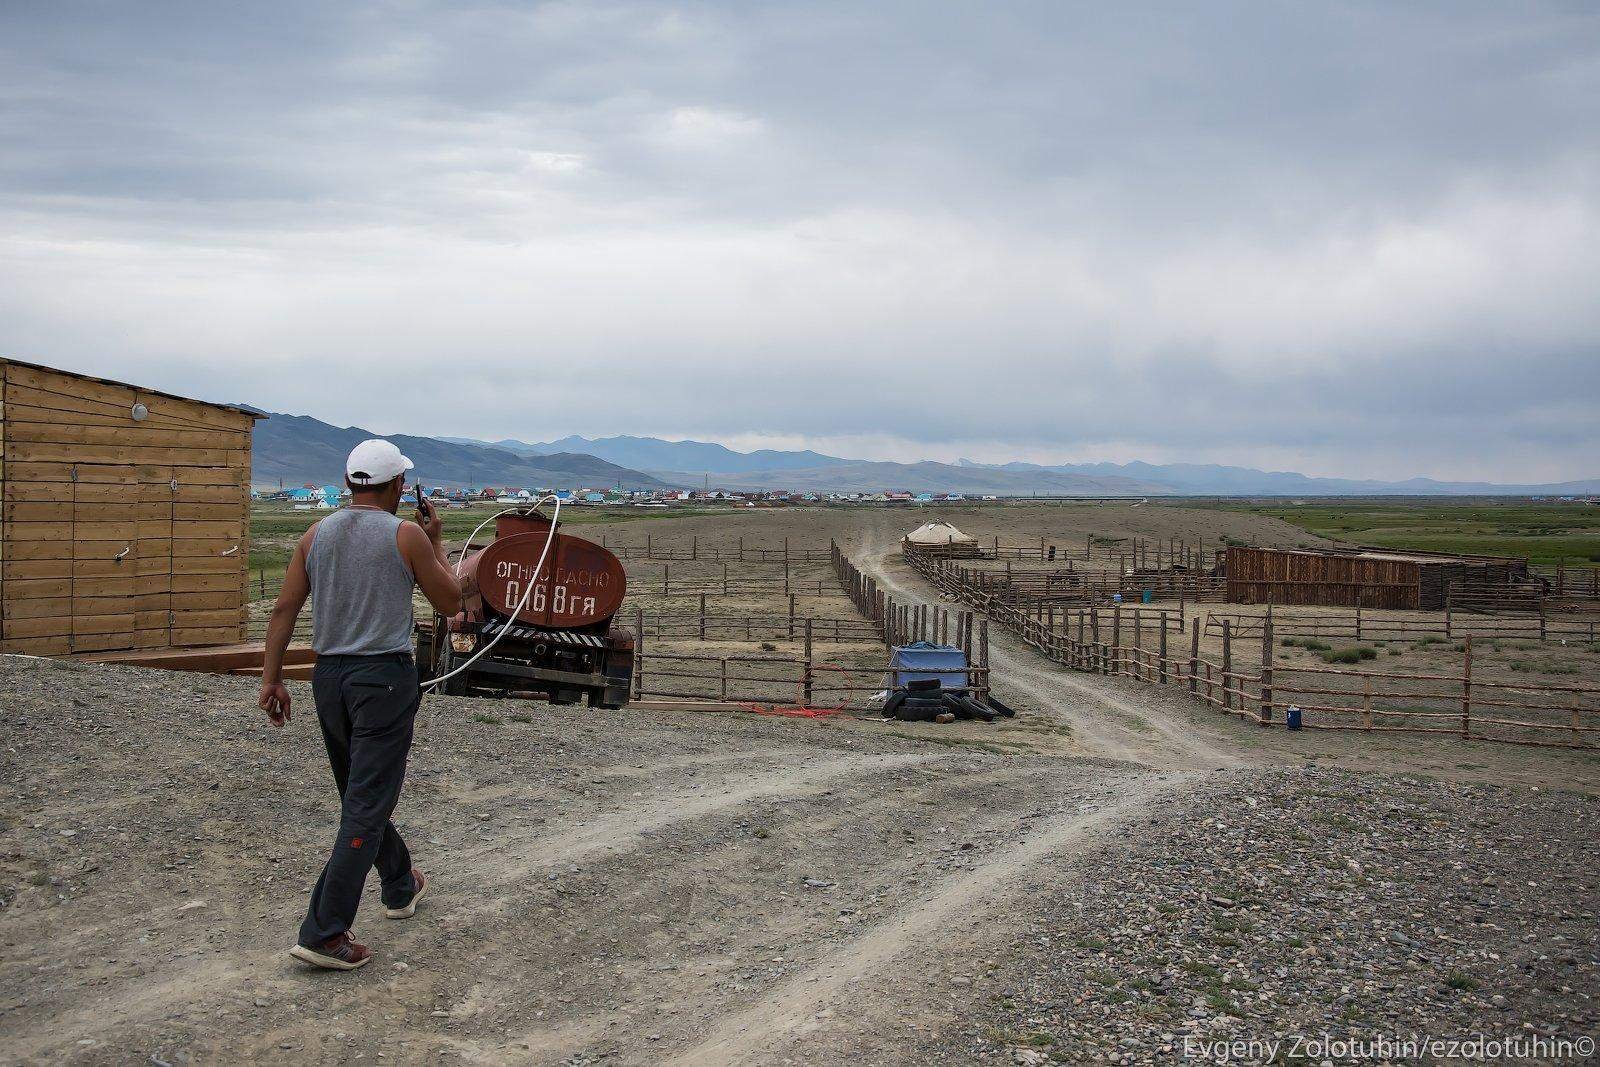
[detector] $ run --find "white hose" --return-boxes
[421,494,562,689]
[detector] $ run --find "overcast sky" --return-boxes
[2,2,1597,481]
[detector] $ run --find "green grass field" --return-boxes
[1227,502,1600,567]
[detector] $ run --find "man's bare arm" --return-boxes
[258,526,314,726]
[400,515,464,617]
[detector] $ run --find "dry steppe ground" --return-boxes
[2,504,1597,1065]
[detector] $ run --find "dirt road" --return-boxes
[1,655,1187,1065]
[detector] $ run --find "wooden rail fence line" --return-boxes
[596,534,832,563]
[978,534,1223,571]
[1205,603,1600,644]
[626,605,987,706]
[903,544,1597,750]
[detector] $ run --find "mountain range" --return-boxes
[255,416,1599,496]
[250,413,670,490]
[440,434,847,474]
[950,459,1600,496]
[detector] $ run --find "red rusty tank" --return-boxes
[420,509,635,706]
[457,512,627,630]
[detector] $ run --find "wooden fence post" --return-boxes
[699,592,707,639]
[803,618,814,706]
[1362,675,1373,732]
[1131,609,1142,680]
[1159,612,1169,684]
[1258,615,1273,725]
[788,593,797,639]
[1089,607,1100,673]
[1460,634,1472,739]
[720,656,728,702]
[633,606,645,700]
[1190,617,1200,696]
[1221,619,1233,713]
[1111,606,1122,677]
[692,535,698,560]
[663,562,670,597]
[978,618,990,704]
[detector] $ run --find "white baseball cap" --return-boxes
[345,439,414,485]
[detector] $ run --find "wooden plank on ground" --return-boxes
[74,642,315,671]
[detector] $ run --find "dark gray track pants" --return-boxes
[298,652,420,947]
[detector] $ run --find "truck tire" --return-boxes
[435,651,469,697]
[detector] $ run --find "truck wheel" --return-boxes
[435,651,469,697]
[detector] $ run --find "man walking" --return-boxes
[258,439,464,970]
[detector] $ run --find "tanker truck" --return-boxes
[415,511,634,707]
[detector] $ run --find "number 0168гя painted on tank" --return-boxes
[416,511,634,707]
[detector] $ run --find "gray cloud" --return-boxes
[1,1,1597,481]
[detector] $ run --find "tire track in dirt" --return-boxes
[667,771,1189,1065]
[456,751,936,886]
[2,749,931,1062]
[462,758,1093,1062]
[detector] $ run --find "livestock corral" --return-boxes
[896,513,1600,750]
[5,497,1599,1064]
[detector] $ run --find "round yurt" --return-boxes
[903,521,981,557]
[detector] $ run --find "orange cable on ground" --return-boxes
[740,662,853,718]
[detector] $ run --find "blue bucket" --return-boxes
[1286,705,1303,730]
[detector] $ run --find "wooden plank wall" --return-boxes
[1224,546,1422,609]
[0,360,255,655]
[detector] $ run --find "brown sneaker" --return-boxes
[385,868,428,919]
[290,931,371,970]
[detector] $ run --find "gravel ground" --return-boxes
[3,652,1596,1065]
[931,768,1600,1065]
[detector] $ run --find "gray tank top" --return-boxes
[307,508,415,656]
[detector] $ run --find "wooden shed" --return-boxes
[0,358,261,656]
[1224,545,1530,610]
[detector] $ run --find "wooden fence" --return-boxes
[1206,603,1600,644]
[631,650,987,706]
[831,541,991,704]
[909,555,1226,606]
[1530,563,1600,600]
[903,543,1598,749]
[635,608,881,643]
[981,534,1223,570]
[626,605,988,706]
[595,534,832,563]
